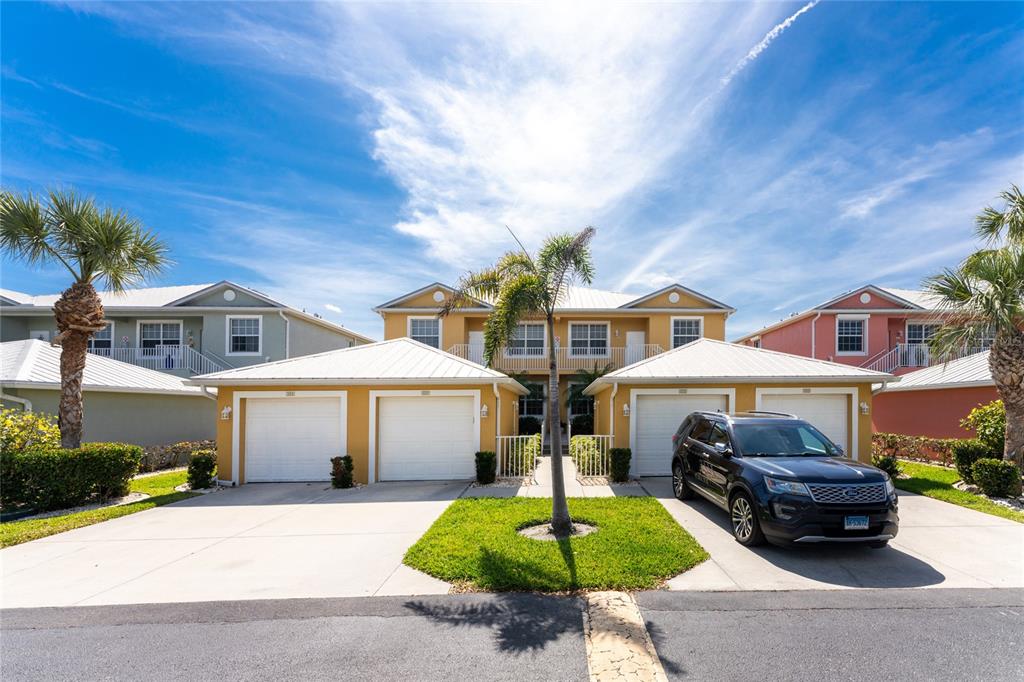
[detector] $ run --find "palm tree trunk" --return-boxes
[52,282,105,449]
[990,332,1024,473]
[547,312,573,536]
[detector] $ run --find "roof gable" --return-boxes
[621,284,734,311]
[820,285,921,311]
[168,282,281,308]
[374,283,492,311]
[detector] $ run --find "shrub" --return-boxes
[187,450,217,490]
[971,458,1022,498]
[570,436,606,477]
[871,432,957,466]
[871,454,902,480]
[0,443,142,511]
[961,400,1005,457]
[609,448,631,483]
[570,414,594,436]
[475,451,497,484]
[141,440,215,472]
[951,439,992,484]
[331,455,354,489]
[0,409,60,454]
[518,416,542,435]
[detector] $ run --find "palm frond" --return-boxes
[482,273,545,365]
[537,226,596,308]
[975,184,1024,245]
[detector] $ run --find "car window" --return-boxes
[731,422,837,456]
[689,419,713,443]
[708,423,730,449]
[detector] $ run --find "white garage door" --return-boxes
[760,393,849,454]
[245,396,346,482]
[634,393,729,476]
[378,396,477,481]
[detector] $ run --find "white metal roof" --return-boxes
[875,287,944,311]
[189,337,528,392]
[877,351,992,393]
[1,284,213,308]
[0,340,210,397]
[584,338,896,393]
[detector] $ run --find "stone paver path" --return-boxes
[584,591,668,682]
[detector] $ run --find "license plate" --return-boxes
[844,515,870,530]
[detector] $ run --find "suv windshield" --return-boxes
[731,423,839,457]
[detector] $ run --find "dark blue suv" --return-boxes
[671,411,899,547]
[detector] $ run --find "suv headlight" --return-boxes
[884,476,896,498]
[764,476,810,497]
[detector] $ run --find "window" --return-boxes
[409,317,441,348]
[139,322,181,349]
[731,423,837,457]
[689,418,714,443]
[907,323,940,345]
[672,318,702,348]
[519,383,545,417]
[228,316,261,354]
[568,383,593,416]
[88,323,113,351]
[569,323,608,356]
[508,323,545,356]
[836,317,865,354]
[707,423,731,449]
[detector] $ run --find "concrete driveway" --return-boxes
[1,481,466,608]
[644,477,1024,591]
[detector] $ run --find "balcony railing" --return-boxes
[447,343,664,372]
[87,345,226,375]
[862,343,986,374]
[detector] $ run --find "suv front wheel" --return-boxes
[730,492,765,546]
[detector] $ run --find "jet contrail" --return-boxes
[720,0,822,89]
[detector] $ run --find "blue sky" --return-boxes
[2,1,1022,339]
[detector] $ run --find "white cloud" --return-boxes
[324,303,342,314]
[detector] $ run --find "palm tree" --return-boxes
[443,227,595,536]
[1,189,169,448]
[925,185,1024,472]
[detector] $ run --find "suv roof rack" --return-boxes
[737,410,798,418]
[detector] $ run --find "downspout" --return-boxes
[277,310,290,359]
[609,383,619,441]
[1,392,32,411]
[199,384,217,401]
[810,311,822,359]
[492,382,501,440]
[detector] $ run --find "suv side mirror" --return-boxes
[714,443,733,457]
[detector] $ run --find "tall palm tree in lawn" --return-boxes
[925,184,1024,472]
[1,189,169,448]
[443,227,596,536]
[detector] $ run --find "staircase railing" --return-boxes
[87,345,226,375]
[863,343,986,373]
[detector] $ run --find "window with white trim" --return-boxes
[228,317,261,354]
[140,322,181,349]
[519,382,545,417]
[409,317,440,348]
[672,318,702,348]
[569,323,608,356]
[836,318,865,353]
[508,323,545,356]
[907,323,940,345]
[88,323,113,351]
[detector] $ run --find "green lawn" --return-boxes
[0,470,197,548]
[896,461,1024,524]
[404,497,708,592]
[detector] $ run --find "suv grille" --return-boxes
[807,482,887,505]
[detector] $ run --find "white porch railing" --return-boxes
[496,427,543,481]
[570,434,613,479]
[448,344,664,372]
[87,345,226,375]
[863,343,985,373]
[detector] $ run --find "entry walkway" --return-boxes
[463,457,646,498]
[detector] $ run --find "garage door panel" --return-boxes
[245,396,346,482]
[760,393,849,454]
[378,396,476,481]
[634,394,728,476]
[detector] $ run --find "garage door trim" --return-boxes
[368,389,481,483]
[231,390,348,486]
[754,387,858,459]
[628,387,735,473]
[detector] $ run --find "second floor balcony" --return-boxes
[863,342,987,374]
[87,345,227,376]
[448,343,664,373]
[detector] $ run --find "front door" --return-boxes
[468,331,485,365]
[625,331,646,365]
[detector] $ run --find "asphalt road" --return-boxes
[2,589,1022,681]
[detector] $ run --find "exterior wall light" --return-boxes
[481,404,489,418]
[622,404,630,417]
[220,406,232,420]
[860,401,870,415]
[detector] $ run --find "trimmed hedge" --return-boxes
[187,450,217,489]
[141,440,215,473]
[0,409,60,454]
[961,400,1005,457]
[610,448,631,483]
[475,451,497,484]
[872,432,958,466]
[570,414,594,436]
[952,439,993,484]
[0,443,142,511]
[871,454,902,480]
[972,458,1023,498]
[518,416,542,435]
[331,455,354,489]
